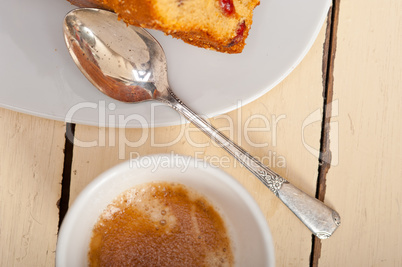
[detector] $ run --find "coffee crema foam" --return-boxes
[88,181,234,266]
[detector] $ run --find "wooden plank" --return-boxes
[319,0,402,265]
[70,20,329,266]
[0,108,66,266]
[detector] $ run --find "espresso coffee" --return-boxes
[88,182,234,266]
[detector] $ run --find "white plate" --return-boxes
[0,0,331,128]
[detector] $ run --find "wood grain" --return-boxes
[69,20,329,266]
[318,0,402,265]
[0,108,66,266]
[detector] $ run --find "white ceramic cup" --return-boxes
[56,154,275,266]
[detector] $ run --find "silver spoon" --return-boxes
[63,8,340,239]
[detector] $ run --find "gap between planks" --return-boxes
[310,0,340,266]
[57,123,76,230]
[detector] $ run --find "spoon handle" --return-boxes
[163,91,340,239]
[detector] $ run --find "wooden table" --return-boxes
[1,0,401,266]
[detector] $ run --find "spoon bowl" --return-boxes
[63,8,340,239]
[63,8,170,103]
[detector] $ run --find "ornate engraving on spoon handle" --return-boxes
[161,90,340,239]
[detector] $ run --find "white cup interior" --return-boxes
[56,154,275,266]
